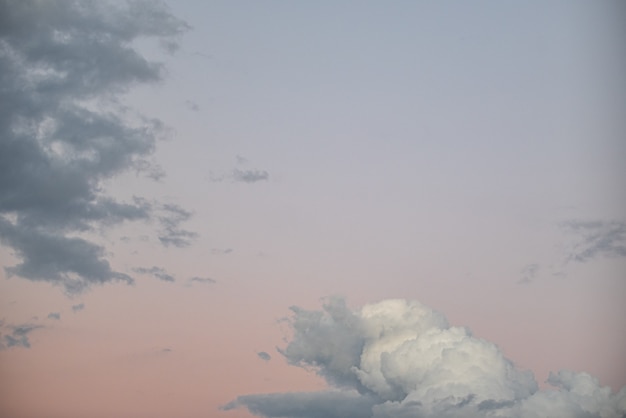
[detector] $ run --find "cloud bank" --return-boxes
[0,0,190,293]
[225,298,626,418]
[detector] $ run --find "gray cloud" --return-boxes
[158,204,197,248]
[0,323,43,350]
[189,276,216,285]
[0,0,190,293]
[209,164,270,184]
[561,220,626,263]
[232,168,269,183]
[71,303,85,312]
[211,248,233,255]
[257,351,271,361]
[47,312,61,320]
[226,298,626,418]
[133,266,175,282]
[518,263,539,284]
[184,100,199,111]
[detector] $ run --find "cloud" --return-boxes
[209,163,270,184]
[158,204,198,248]
[0,0,190,293]
[226,298,626,418]
[561,220,626,263]
[0,323,43,350]
[71,303,85,312]
[257,351,271,361]
[133,266,175,282]
[47,312,61,320]
[211,248,233,255]
[189,276,216,285]
[232,168,269,183]
[184,100,199,111]
[518,263,539,284]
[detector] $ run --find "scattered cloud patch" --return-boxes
[189,276,216,285]
[225,298,626,418]
[561,220,626,263]
[211,248,233,255]
[71,303,85,313]
[518,263,539,284]
[232,169,269,183]
[257,351,271,361]
[133,266,175,282]
[0,0,190,294]
[0,323,43,350]
[209,156,270,184]
[158,204,197,248]
[184,100,200,111]
[47,312,61,320]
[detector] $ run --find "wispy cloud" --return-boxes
[158,204,198,248]
[211,248,233,255]
[232,169,269,183]
[71,303,85,313]
[0,1,189,294]
[256,351,271,361]
[189,276,216,285]
[561,220,626,263]
[47,312,61,320]
[518,263,539,284]
[224,298,626,418]
[0,323,43,350]
[133,266,175,282]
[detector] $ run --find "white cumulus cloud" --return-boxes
[224,297,626,418]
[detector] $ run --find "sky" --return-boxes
[0,1,625,417]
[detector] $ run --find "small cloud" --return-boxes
[184,100,199,111]
[518,263,539,284]
[158,204,198,248]
[133,266,175,282]
[71,303,85,312]
[236,155,249,165]
[232,169,269,183]
[162,347,172,353]
[1,323,43,350]
[211,248,233,255]
[47,312,61,320]
[561,220,626,263]
[189,276,216,285]
[257,351,271,361]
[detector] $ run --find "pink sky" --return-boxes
[1,1,625,417]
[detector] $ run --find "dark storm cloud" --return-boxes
[133,266,175,282]
[561,220,626,263]
[158,204,197,248]
[47,312,61,320]
[256,351,271,361]
[0,323,43,350]
[226,298,626,418]
[0,0,191,293]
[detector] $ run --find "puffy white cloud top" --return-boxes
[225,298,626,418]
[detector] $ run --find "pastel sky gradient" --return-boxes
[1,1,625,417]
